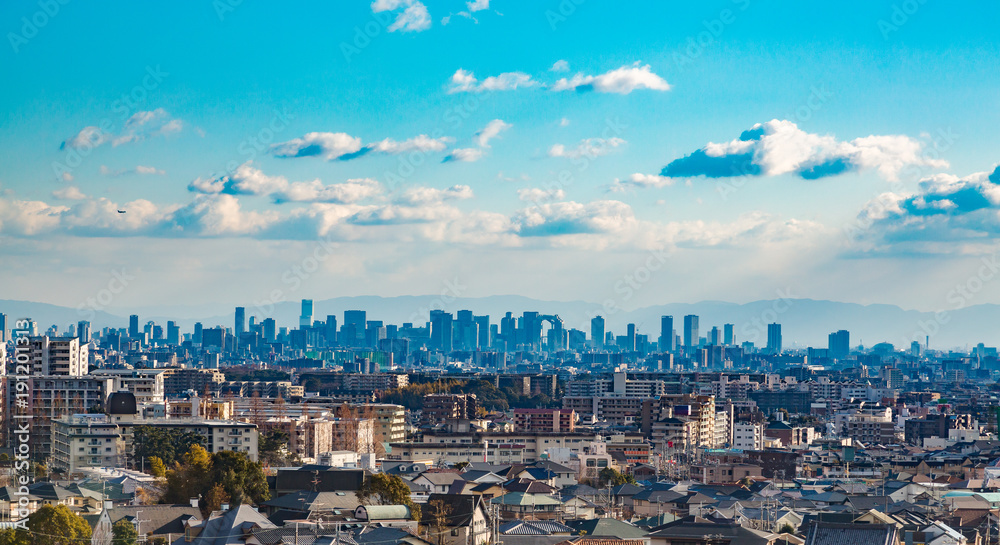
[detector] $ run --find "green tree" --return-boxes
[0,528,29,545]
[211,450,270,506]
[357,473,421,520]
[778,523,796,535]
[112,519,138,545]
[598,467,635,487]
[148,456,167,479]
[134,427,204,467]
[26,504,92,545]
[259,430,292,466]
[163,445,213,504]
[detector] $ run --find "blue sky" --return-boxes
[2,0,1000,317]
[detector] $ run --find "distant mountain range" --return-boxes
[0,296,992,351]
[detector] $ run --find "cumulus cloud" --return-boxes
[475,119,511,147]
[396,185,474,205]
[661,119,950,182]
[442,148,484,162]
[549,137,626,159]
[273,178,383,204]
[52,187,87,200]
[112,109,183,146]
[62,126,109,150]
[372,0,431,32]
[466,0,489,11]
[517,188,566,202]
[271,132,364,160]
[366,135,453,154]
[609,173,674,192]
[551,63,670,94]
[850,166,1000,253]
[446,69,537,93]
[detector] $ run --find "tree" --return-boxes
[259,430,292,466]
[0,529,29,545]
[778,523,796,535]
[133,426,204,468]
[211,450,270,507]
[163,445,213,504]
[148,456,167,478]
[598,468,635,487]
[26,504,92,545]
[112,519,138,545]
[357,473,420,520]
[427,499,453,545]
[201,483,231,518]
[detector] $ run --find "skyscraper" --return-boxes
[828,329,850,359]
[767,323,782,354]
[0,312,7,343]
[683,315,699,349]
[325,315,338,346]
[723,323,734,345]
[194,322,203,345]
[129,314,139,338]
[235,307,246,335]
[263,318,276,343]
[591,315,606,349]
[77,320,91,344]
[625,323,636,352]
[430,310,453,352]
[167,321,180,345]
[344,310,367,346]
[709,326,720,346]
[300,299,314,328]
[658,315,673,352]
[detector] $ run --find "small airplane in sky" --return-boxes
[117,209,126,214]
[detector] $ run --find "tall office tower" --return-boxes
[709,326,721,346]
[366,322,387,347]
[235,307,246,335]
[325,315,338,345]
[343,310,367,346]
[625,323,636,351]
[167,321,180,345]
[193,322,204,345]
[767,323,782,354]
[0,312,7,342]
[828,329,850,359]
[430,310,453,352]
[724,324,735,346]
[474,315,490,349]
[262,318,276,343]
[500,312,516,350]
[77,320,91,344]
[129,314,140,338]
[591,315,606,349]
[455,310,476,350]
[683,315,699,349]
[152,325,164,341]
[605,332,615,347]
[658,315,673,352]
[522,311,541,350]
[299,299,314,328]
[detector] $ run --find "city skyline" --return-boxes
[2,2,1000,313]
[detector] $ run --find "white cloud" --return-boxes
[474,119,511,147]
[396,185,474,205]
[517,188,566,202]
[550,60,570,72]
[271,132,364,160]
[61,172,74,182]
[609,173,674,192]
[446,69,537,93]
[52,187,87,200]
[62,126,109,150]
[559,118,570,127]
[466,0,489,11]
[367,135,452,154]
[101,165,166,177]
[273,178,383,204]
[661,119,949,182]
[112,109,184,146]
[372,0,431,32]
[551,63,670,94]
[443,148,484,162]
[549,137,626,159]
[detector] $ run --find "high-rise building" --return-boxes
[0,312,6,343]
[235,307,246,335]
[625,323,636,352]
[723,324,735,346]
[828,329,850,359]
[76,320,91,344]
[766,323,782,354]
[344,310,367,346]
[129,314,139,338]
[709,326,721,346]
[658,315,673,352]
[262,318,276,343]
[325,315,338,346]
[683,315,699,349]
[193,322,204,345]
[430,311,453,352]
[591,315,606,349]
[166,321,180,345]
[300,299,314,328]
[474,315,490,349]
